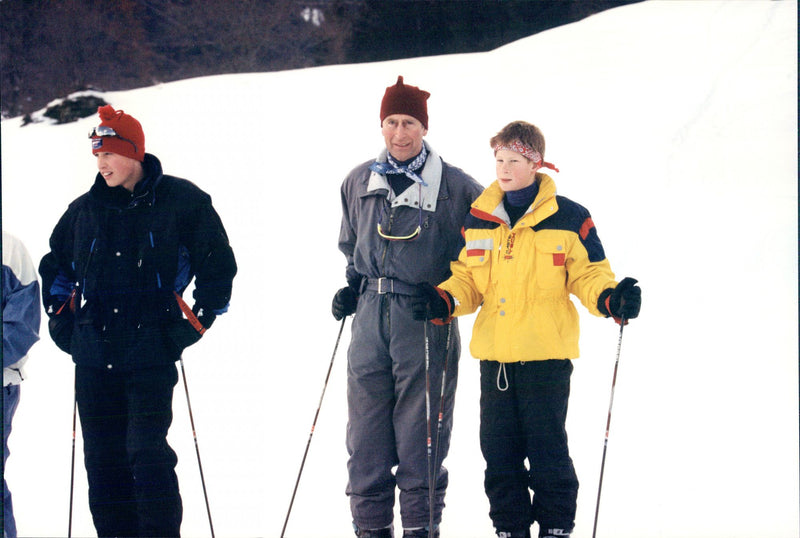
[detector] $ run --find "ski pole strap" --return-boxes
[430,287,454,326]
[603,295,628,326]
[56,289,77,315]
[173,291,207,335]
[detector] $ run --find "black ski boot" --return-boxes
[539,529,570,538]
[496,530,530,538]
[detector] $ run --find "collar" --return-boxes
[505,180,540,207]
[90,153,163,209]
[471,173,558,227]
[367,141,443,212]
[369,144,429,186]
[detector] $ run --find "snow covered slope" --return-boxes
[1,1,796,536]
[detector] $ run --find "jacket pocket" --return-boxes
[534,237,567,290]
[465,238,493,293]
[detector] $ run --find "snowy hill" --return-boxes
[1,1,797,537]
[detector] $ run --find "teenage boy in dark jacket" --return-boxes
[39,105,237,537]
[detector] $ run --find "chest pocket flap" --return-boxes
[465,237,493,291]
[534,236,567,289]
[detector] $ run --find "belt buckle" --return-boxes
[377,277,392,294]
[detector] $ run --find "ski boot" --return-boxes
[539,529,570,538]
[497,530,530,538]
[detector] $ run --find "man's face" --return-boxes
[381,114,427,162]
[95,152,143,192]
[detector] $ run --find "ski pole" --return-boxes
[591,317,627,538]
[429,323,452,538]
[280,317,347,538]
[423,320,434,538]
[179,357,215,538]
[68,377,77,538]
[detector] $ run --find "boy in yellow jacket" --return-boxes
[412,121,641,538]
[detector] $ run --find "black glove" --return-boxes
[48,313,73,354]
[332,286,358,321]
[599,277,641,324]
[166,305,215,355]
[45,295,75,354]
[411,283,453,323]
[192,305,216,330]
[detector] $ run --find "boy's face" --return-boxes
[495,148,539,192]
[381,114,427,162]
[95,152,144,192]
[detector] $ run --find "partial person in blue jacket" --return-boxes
[39,105,237,538]
[3,231,41,538]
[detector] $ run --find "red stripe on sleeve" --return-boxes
[579,217,595,240]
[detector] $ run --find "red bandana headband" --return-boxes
[493,140,560,173]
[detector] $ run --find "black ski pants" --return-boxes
[479,359,578,534]
[75,363,182,537]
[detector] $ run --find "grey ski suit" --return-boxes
[338,143,483,530]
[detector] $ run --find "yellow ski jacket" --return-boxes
[438,174,617,362]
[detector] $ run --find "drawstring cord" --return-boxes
[496,363,509,392]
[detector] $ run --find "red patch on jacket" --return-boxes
[579,217,595,240]
[467,249,486,257]
[553,253,566,266]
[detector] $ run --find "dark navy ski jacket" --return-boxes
[39,153,237,371]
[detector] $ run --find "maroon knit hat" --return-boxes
[380,76,430,129]
[90,105,145,162]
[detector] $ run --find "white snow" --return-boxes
[1,1,797,537]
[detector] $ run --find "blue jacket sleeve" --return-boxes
[3,234,41,367]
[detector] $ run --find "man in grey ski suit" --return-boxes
[332,76,483,538]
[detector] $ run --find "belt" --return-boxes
[363,277,420,296]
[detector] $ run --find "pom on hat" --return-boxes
[380,76,430,129]
[90,105,145,162]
